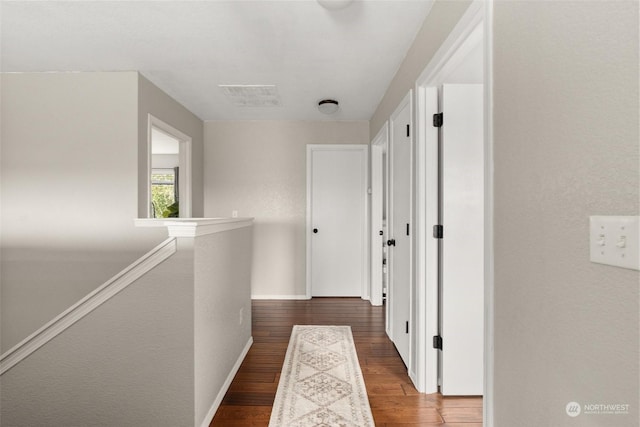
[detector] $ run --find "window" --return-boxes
[150,168,178,218]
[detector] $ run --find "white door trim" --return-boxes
[413,85,439,393]
[370,123,389,307]
[482,1,495,424]
[147,114,192,218]
[416,2,485,87]
[412,0,488,396]
[306,144,369,299]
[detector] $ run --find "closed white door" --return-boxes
[307,145,368,297]
[440,84,484,395]
[388,95,412,366]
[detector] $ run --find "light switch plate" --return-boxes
[590,216,640,270]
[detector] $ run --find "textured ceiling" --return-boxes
[1,1,434,121]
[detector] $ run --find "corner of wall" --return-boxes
[137,74,205,218]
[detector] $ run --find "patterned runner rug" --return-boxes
[269,325,374,427]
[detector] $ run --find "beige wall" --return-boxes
[138,74,204,217]
[1,72,204,351]
[1,224,254,427]
[204,120,369,297]
[493,1,639,425]
[194,227,252,425]
[0,72,166,351]
[369,0,472,137]
[0,243,195,426]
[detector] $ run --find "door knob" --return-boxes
[387,239,396,246]
[313,228,318,234]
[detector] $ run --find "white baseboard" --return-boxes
[199,336,253,427]
[251,294,310,300]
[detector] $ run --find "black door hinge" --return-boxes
[406,223,410,236]
[433,113,443,128]
[433,335,443,350]
[433,225,443,239]
[406,321,409,334]
[406,124,410,137]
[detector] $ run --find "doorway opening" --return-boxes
[413,2,487,396]
[370,122,389,309]
[147,115,192,218]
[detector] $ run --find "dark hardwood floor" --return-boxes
[210,298,482,426]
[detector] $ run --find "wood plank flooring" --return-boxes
[211,298,482,426]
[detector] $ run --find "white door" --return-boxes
[307,145,368,297]
[388,94,412,366]
[440,84,484,395]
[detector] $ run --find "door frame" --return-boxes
[412,0,491,402]
[370,122,389,307]
[147,114,192,218]
[306,144,369,299]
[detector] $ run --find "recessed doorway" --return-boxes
[147,115,192,218]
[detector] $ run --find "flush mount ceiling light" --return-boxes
[318,99,339,114]
[317,0,354,10]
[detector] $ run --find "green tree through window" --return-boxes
[151,172,176,218]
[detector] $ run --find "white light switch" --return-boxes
[590,216,640,270]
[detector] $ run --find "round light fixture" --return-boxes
[317,0,354,10]
[318,99,339,115]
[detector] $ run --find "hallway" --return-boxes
[211,298,482,426]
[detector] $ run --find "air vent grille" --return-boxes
[219,85,281,107]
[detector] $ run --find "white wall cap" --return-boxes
[134,217,254,237]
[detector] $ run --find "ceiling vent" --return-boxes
[219,85,281,107]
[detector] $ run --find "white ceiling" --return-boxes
[1,0,434,121]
